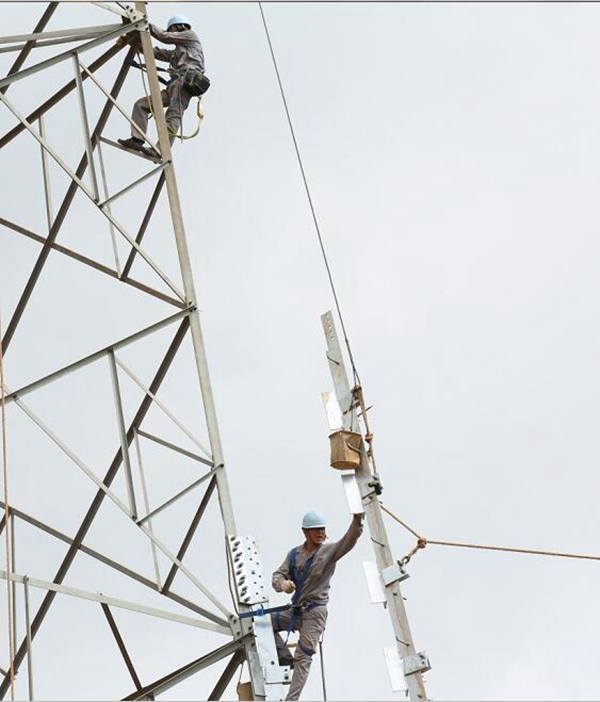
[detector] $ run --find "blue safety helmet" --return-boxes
[302,511,327,530]
[167,14,191,30]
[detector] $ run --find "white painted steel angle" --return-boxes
[341,473,364,515]
[227,535,268,606]
[114,356,213,460]
[254,615,291,694]
[362,561,386,604]
[0,89,184,301]
[0,24,125,46]
[321,391,343,431]
[11,391,231,619]
[403,652,432,677]
[0,570,230,635]
[383,645,408,692]
[381,562,410,587]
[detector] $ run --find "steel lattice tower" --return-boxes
[0,3,287,699]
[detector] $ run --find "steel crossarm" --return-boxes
[0,571,230,635]
[1,500,227,626]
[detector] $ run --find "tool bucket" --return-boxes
[329,429,362,470]
[237,682,253,701]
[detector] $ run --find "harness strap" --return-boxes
[237,603,290,620]
[286,546,321,642]
[297,640,316,657]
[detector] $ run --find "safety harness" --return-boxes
[238,545,324,645]
[285,546,324,653]
[129,57,208,141]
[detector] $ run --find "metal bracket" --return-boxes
[263,663,292,685]
[403,651,431,676]
[253,614,290,699]
[359,475,383,499]
[381,561,410,587]
[227,535,268,606]
[120,3,145,23]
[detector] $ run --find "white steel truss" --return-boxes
[0,3,285,699]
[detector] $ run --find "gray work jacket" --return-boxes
[150,24,205,75]
[272,518,363,607]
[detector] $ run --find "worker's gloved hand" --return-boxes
[281,580,296,594]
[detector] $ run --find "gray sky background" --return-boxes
[2,1,600,700]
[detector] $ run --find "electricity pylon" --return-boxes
[0,3,286,699]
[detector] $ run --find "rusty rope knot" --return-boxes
[402,535,428,565]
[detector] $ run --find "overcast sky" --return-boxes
[3,2,600,700]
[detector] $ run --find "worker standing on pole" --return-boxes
[118,14,208,156]
[272,511,363,701]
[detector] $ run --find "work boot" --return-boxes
[117,136,145,152]
[141,145,161,160]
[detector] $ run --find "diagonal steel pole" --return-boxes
[122,635,252,701]
[0,570,228,634]
[2,501,227,626]
[0,23,125,47]
[161,477,217,595]
[0,20,146,90]
[137,0,235,536]
[136,429,212,467]
[10,391,230,615]
[0,3,58,95]
[0,43,121,149]
[122,174,166,278]
[101,604,144,693]
[3,308,192,405]
[0,90,185,301]
[1,47,135,352]
[136,467,219,526]
[133,429,162,589]
[208,650,245,701]
[0,319,190,699]
[137,7,275,696]
[0,216,185,308]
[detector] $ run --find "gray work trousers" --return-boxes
[130,79,192,140]
[272,606,328,701]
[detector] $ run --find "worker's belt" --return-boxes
[237,601,324,620]
[169,67,211,96]
[238,604,290,620]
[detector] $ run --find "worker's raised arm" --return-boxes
[272,552,296,594]
[150,24,198,46]
[153,46,173,63]
[330,514,364,562]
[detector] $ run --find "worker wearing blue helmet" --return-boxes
[272,510,363,700]
[118,14,206,155]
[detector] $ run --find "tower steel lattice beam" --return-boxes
[0,3,287,699]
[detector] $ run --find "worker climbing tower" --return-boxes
[0,3,287,699]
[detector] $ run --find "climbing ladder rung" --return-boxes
[97,135,162,162]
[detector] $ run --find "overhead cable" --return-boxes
[258,2,361,386]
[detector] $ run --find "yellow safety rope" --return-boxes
[137,52,204,142]
[380,502,600,565]
[0,319,15,700]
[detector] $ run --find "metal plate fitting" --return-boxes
[227,535,268,606]
[381,562,410,587]
[403,651,431,676]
